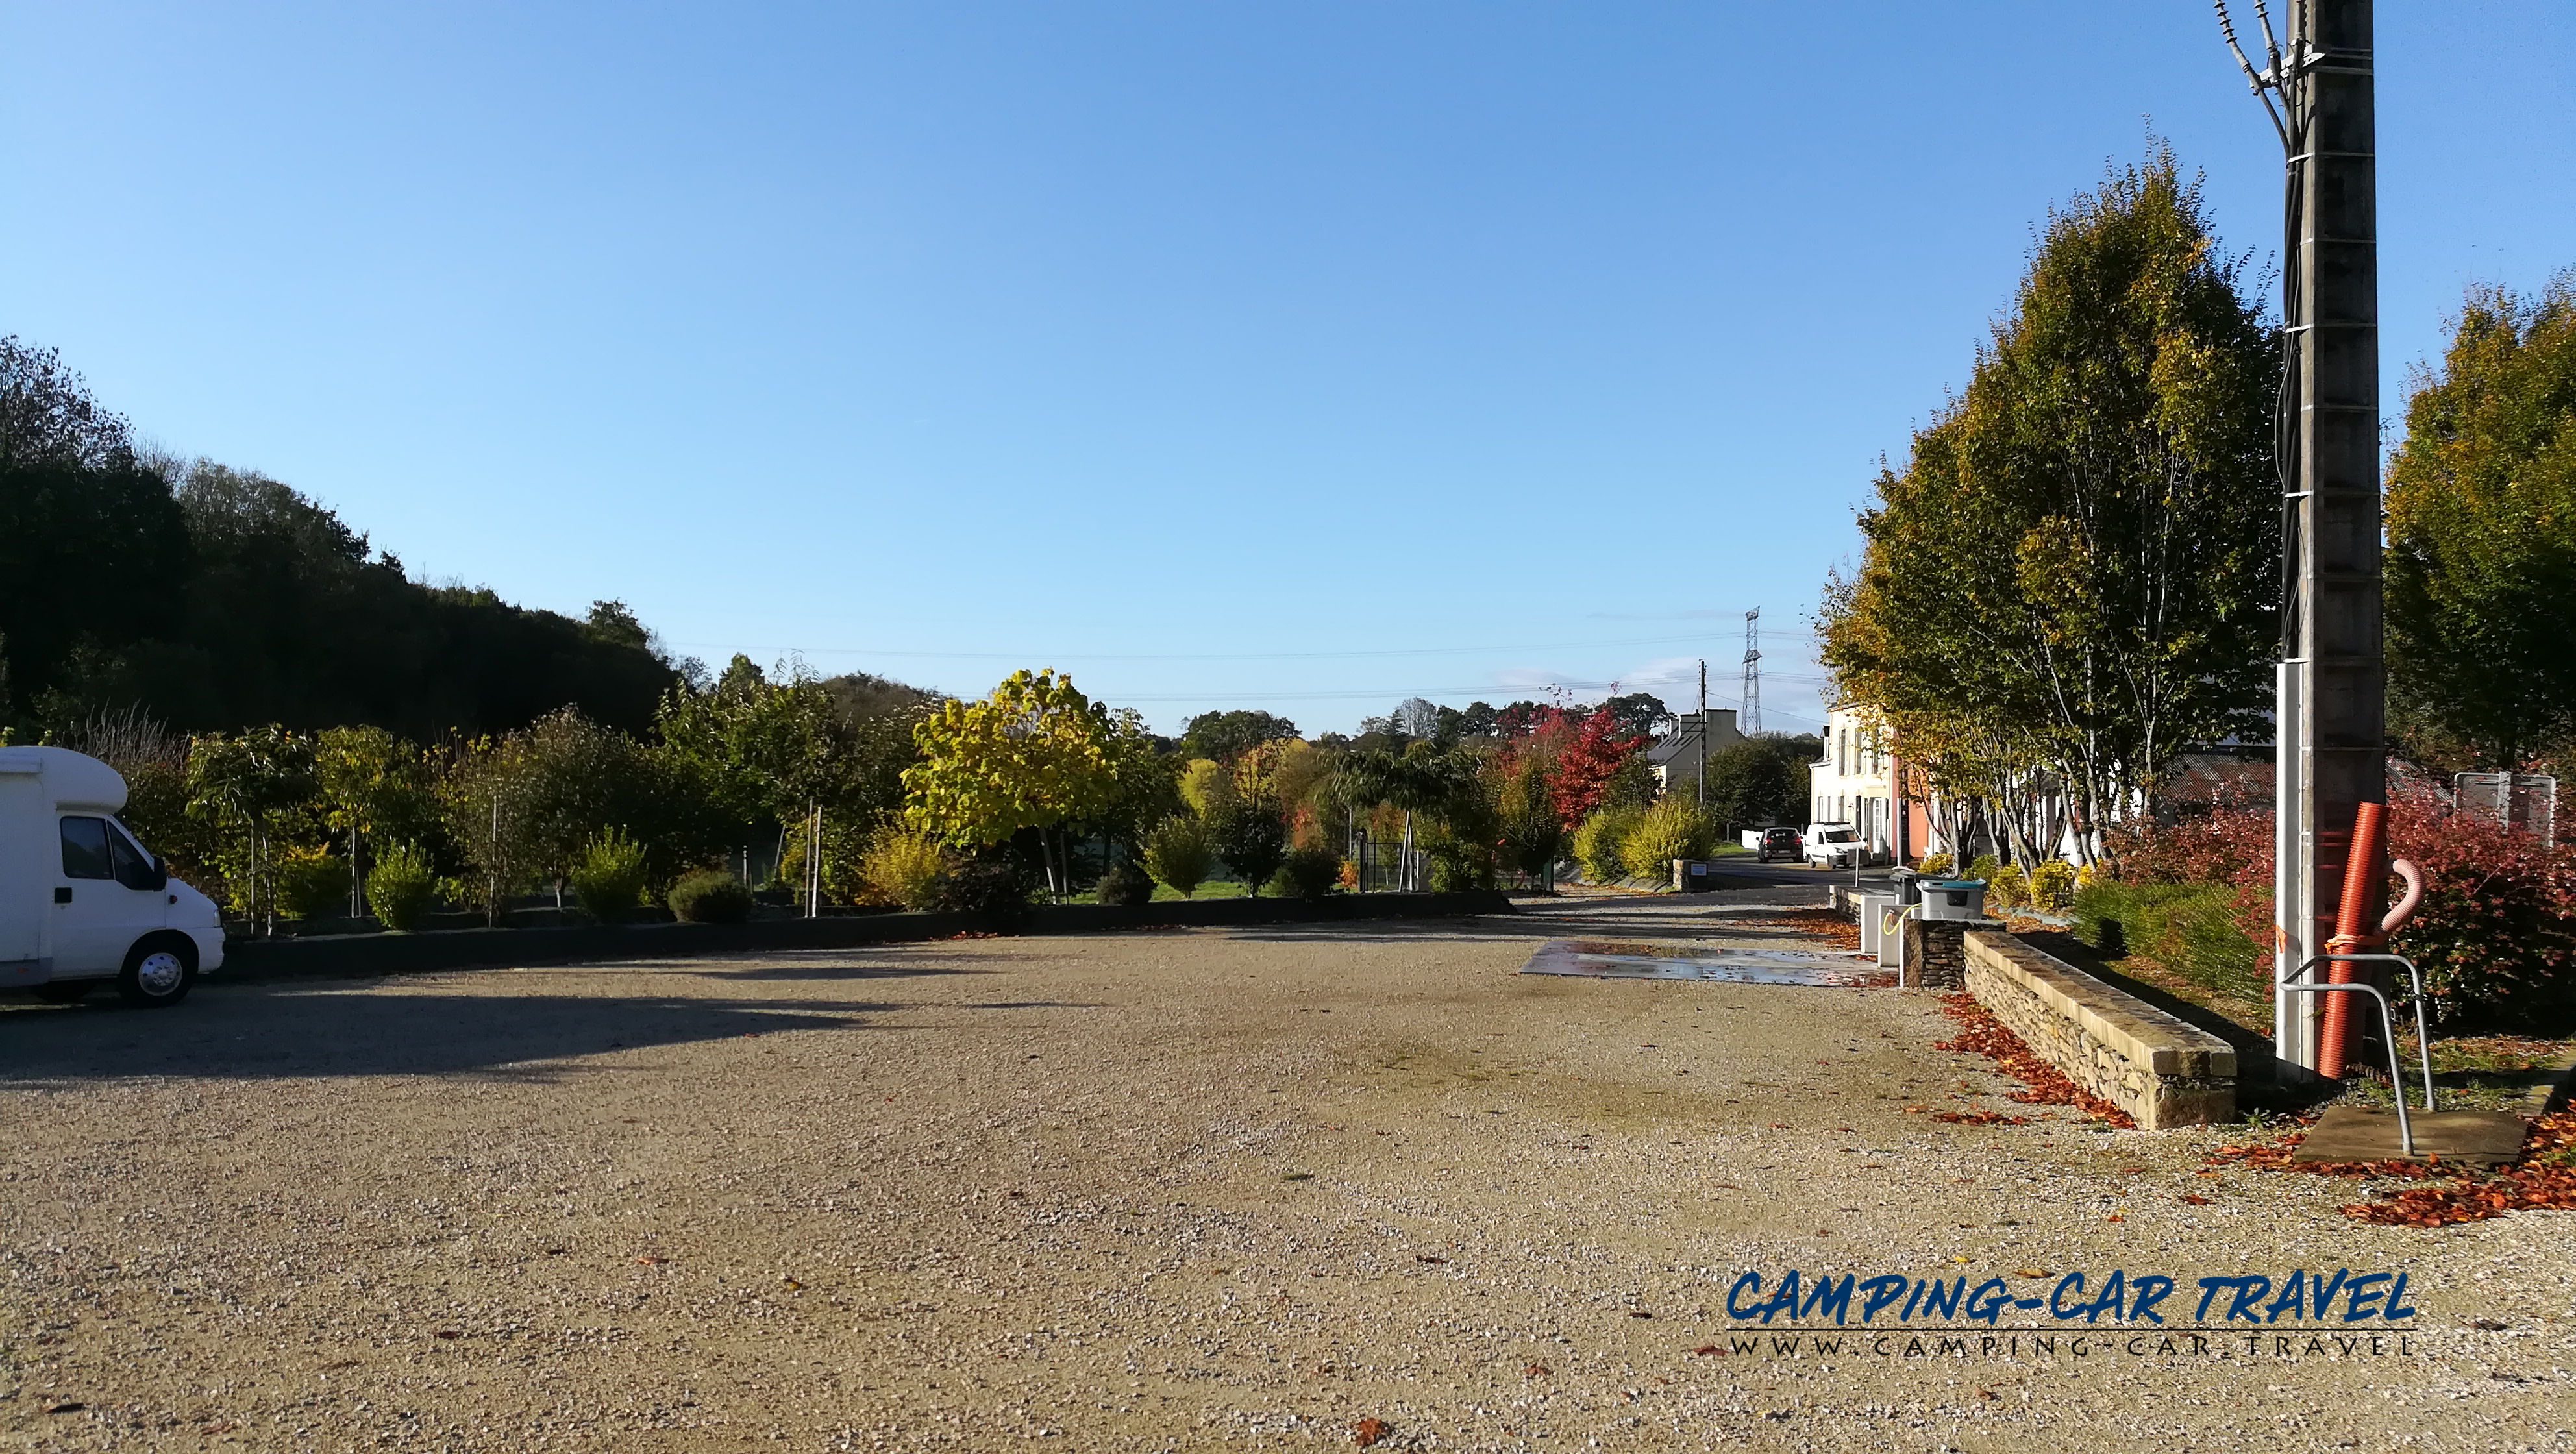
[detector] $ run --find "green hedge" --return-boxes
[667,869,754,924]
[2071,880,2266,1003]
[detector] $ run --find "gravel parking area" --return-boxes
[4,896,2569,1452]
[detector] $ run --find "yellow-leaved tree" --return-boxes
[902,669,1130,896]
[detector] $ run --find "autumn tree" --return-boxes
[1547,706,1651,827]
[1818,146,2277,862]
[904,669,1128,894]
[2384,272,2576,768]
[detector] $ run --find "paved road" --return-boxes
[3,901,2562,1452]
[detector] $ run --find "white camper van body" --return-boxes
[1,746,226,1004]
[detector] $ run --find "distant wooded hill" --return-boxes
[1,336,925,741]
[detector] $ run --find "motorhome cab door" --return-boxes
[51,813,168,977]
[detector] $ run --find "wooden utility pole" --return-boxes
[1696,659,1707,807]
[2246,0,2381,1076]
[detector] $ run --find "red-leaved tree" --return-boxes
[1537,707,1648,828]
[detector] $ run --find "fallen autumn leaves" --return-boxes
[2206,1111,2576,1227]
[1931,993,2138,1128]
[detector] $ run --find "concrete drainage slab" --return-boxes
[2290,1104,2531,1167]
[1518,939,1894,988]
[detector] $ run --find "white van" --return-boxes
[1,746,227,1007]
[1802,821,1867,868]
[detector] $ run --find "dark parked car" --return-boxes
[1755,826,1803,863]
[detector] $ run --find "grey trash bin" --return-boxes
[1917,878,1988,922]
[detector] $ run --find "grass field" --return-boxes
[1148,880,1252,902]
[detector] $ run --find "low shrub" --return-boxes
[669,869,754,924]
[437,874,482,916]
[1620,798,1716,879]
[1915,852,1954,876]
[1274,845,1343,900]
[275,848,354,920]
[1421,819,1496,893]
[1963,852,2002,887]
[1428,850,1495,893]
[1985,865,2027,911]
[364,845,438,931]
[2027,858,2078,912]
[860,830,950,911]
[569,829,648,922]
[931,851,1032,923]
[1141,815,1213,898]
[1095,861,1155,906]
[1574,805,1643,882]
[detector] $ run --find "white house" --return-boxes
[1808,705,1903,860]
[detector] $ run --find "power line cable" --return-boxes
[1105,674,1833,704]
[665,628,1819,664]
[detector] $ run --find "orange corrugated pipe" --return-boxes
[2316,800,2388,1079]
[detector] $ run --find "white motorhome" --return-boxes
[1,746,226,1006]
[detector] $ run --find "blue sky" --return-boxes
[5,3,2570,737]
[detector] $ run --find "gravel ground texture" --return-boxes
[3,893,2570,1453]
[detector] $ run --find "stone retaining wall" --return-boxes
[1962,930,2237,1129]
[1897,917,2000,989]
